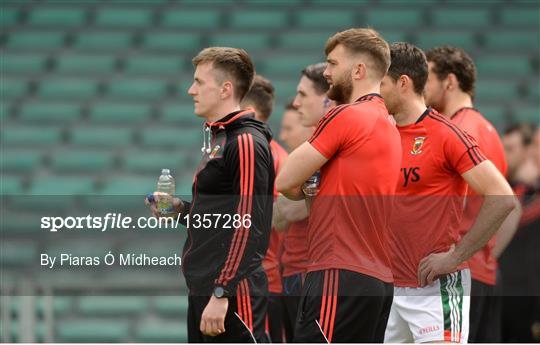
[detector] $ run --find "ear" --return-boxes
[221,81,233,99]
[446,73,459,91]
[398,75,408,91]
[352,62,366,81]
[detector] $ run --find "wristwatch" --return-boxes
[213,286,227,298]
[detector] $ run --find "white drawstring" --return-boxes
[201,124,211,154]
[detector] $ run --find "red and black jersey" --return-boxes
[451,107,507,285]
[181,110,275,296]
[389,108,487,287]
[306,94,402,283]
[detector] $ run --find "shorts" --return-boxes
[385,269,471,343]
[294,269,393,343]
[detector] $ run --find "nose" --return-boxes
[323,67,331,81]
[292,94,301,109]
[187,82,196,96]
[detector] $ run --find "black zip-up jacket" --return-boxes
[181,110,275,296]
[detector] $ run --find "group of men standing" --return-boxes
[148,27,528,343]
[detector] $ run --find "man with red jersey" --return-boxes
[425,46,522,342]
[277,28,401,342]
[273,102,317,341]
[380,42,516,343]
[242,74,288,342]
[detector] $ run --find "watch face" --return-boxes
[214,287,224,298]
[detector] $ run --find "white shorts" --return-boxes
[384,269,471,343]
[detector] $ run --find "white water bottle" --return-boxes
[157,168,176,217]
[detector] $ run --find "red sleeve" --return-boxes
[444,124,487,175]
[308,105,358,159]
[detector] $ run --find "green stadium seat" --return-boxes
[135,322,188,342]
[0,78,28,99]
[295,10,355,29]
[27,8,86,27]
[140,127,201,148]
[0,176,23,194]
[415,32,476,51]
[161,10,221,29]
[154,296,189,316]
[6,31,65,50]
[229,10,288,29]
[278,31,329,51]
[141,32,201,52]
[483,31,539,51]
[29,176,95,195]
[6,322,47,343]
[1,54,48,73]
[69,127,133,147]
[123,150,189,174]
[2,127,62,147]
[263,54,323,76]
[37,79,99,99]
[107,79,169,100]
[209,33,271,51]
[160,103,199,124]
[431,9,491,28]
[0,102,9,120]
[379,31,408,44]
[89,103,151,123]
[512,104,539,124]
[1,151,42,173]
[272,79,298,102]
[78,297,148,316]
[0,8,20,26]
[56,321,129,342]
[19,103,82,122]
[527,80,539,102]
[50,150,115,173]
[366,9,423,28]
[1,215,44,234]
[476,104,507,126]
[55,55,117,74]
[1,241,37,265]
[100,176,155,195]
[476,80,519,101]
[124,55,185,75]
[74,31,133,51]
[500,8,539,27]
[476,56,532,77]
[94,8,153,27]
[244,0,302,5]
[9,296,73,317]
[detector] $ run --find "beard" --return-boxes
[327,73,353,105]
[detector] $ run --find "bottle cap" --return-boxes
[161,168,170,175]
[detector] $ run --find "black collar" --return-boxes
[415,107,432,124]
[355,93,382,102]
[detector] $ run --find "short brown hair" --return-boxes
[242,74,275,120]
[425,46,476,97]
[325,28,390,79]
[388,42,428,95]
[192,47,255,101]
[301,62,329,95]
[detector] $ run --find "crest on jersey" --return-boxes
[411,137,425,155]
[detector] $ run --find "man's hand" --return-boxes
[418,245,460,287]
[144,192,184,218]
[200,295,228,336]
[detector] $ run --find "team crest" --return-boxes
[209,145,221,158]
[411,137,425,155]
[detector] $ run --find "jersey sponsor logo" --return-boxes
[411,136,426,155]
[401,167,420,187]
